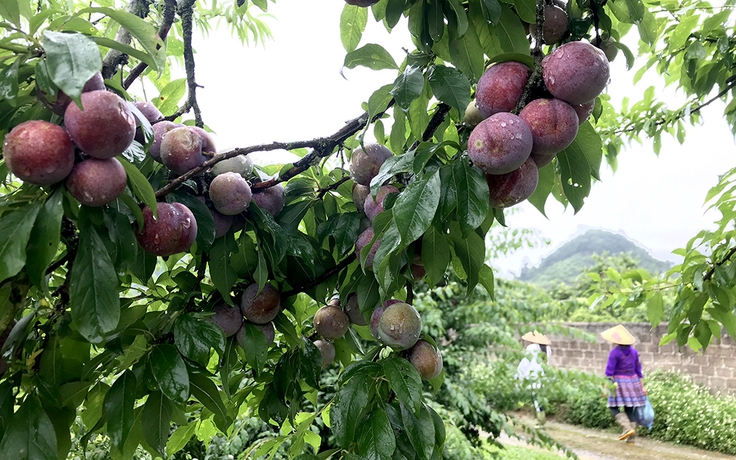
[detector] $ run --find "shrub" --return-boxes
[561,391,615,429]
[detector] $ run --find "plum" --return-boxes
[213,210,233,238]
[519,98,579,157]
[352,184,370,214]
[468,112,533,175]
[64,90,136,159]
[136,202,198,256]
[236,321,275,347]
[486,157,539,208]
[350,143,393,186]
[314,339,335,368]
[160,126,210,175]
[38,72,105,116]
[408,340,443,380]
[66,158,127,207]
[252,183,285,217]
[149,121,182,162]
[369,305,385,340]
[189,126,217,155]
[364,185,399,221]
[210,154,253,178]
[542,41,610,105]
[572,100,596,125]
[240,283,281,324]
[133,101,163,124]
[2,120,75,185]
[356,227,381,270]
[529,5,568,45]
[377,302,422,350]
[345,0,378,6]
[209,172,252,215]
[475,62,531,118]
[314,305,350,340]
[208,304,243,337]
[598,38,619,62]
[343,294,367,326]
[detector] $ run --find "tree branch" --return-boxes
[160,100,193,122]
[703,246,736,283]
[101,0,151,79]
[515,0,547,113]
[282,253,357,299]
[179,0,204,128]
[123,0,178,89]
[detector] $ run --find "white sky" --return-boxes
[172,0,736,278]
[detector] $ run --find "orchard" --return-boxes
[0,0,735,459]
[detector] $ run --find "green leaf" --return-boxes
[608,0,645,24]
[149,344,189,403]
[153,78,187,115]
[356,410,396,460]
[103,371,137,452]
[445,0,469,37]
[0,394,57,460]
[385,0,410,28]
[479,0,502,24]
[647,292,664,327]
[428,65,470,117]
[491,5,530,55]
[340,4,368,52]
[637,10,659,46]
[189,372,228,429]
[392,171,441,245]
[77,7,165,72]
[239,321,269,375]
[90,36,159,71]
[448,23,485,81]
[166,422,196,457]
[370,151,414,194]
[171,192,215,251]
[344,43,399,71]
[42,31,101,102]
[451,160,489,229]
[512,0,535,23]
[332,373,372,447]
[70,222,120,343]
[427,0,444,42]
[0,58,20,102]
[368,84,394,122]
[527,161,556,216]
[391,66,425,110]
[209,233,239,304]
[448,223,485,293]
[707,307,736,340]
[422,226,451,286]
[382,357,422,415]
[141,391,172,458]
[0,0,21,27]
[118,158,158,218]
[557,122,602,213]
[400,403,435,460]
[25,189,63,289]
[478,264,495,299]
[0,201,41,284]
[173,314,226,366]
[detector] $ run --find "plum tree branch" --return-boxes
[703,246,736,283]
[515,0,547,113]
[161,100,193,121]
[282,252,357,299]
[179,0,204,128]
[101,0,151,79]
[123,0,178,89]
[155,100,395,198]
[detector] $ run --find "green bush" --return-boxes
[560,391,615,429]
[646,370,736,454]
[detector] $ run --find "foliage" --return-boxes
[0,0,734,459]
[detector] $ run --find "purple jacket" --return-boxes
[605,345,643,378]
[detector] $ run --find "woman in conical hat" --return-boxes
[516,331,552,425]
[602,324,645,444]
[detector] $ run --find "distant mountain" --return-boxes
[517,229,673,286]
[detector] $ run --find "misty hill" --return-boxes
[517,229,673,287]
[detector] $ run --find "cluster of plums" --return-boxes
[208,282,280,349]
[466,41,609,208]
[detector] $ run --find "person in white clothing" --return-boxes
[516,331,552,425]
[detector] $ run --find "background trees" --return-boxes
[0,0,734,459]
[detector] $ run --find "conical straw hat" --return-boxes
[601,324,635,345]
[521,330,551,346]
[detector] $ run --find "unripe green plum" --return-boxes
[240,283,281,324]
[3,120,75,185]
[149,121,182,162]
[463,100,484,127]
[252,183,285,217]
[350,143,393,186]
[377,302,422,350]
[356,227,381,270]
[519,98,579,157]
[486,157,539,208]
[209,172,252,215]
[542,41,610,105]
[64,90,136,159]
[314,339,335,368]
[236,321,275,347]
[353,184,370,213]
[210,154,253,178]
[344,294,367,326]
[38,72,105,116]
[408,340,443,380]
[364,185,399,221]
[314,305,350,340]
[136,202,198,256]
[66,158,127,207]
[475,62,531,118]
[160,126,209,175]
[529,5,568,45]
[468,113,533,175]
[209,304,243,337]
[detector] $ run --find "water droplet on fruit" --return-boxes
[500,122,507,127]
[182,218,191,228]
[549,77,555,84]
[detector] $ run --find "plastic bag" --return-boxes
[634,397,655,429]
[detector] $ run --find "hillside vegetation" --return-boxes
[518,229,672,287]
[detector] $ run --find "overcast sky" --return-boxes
[173,0,736,277]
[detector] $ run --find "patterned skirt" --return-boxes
[607,374,647,408]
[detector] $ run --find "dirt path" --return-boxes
[499,417,736,460]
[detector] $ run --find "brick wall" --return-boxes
[549,322,736,393]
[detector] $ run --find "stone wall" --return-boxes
[549,322,736,393]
